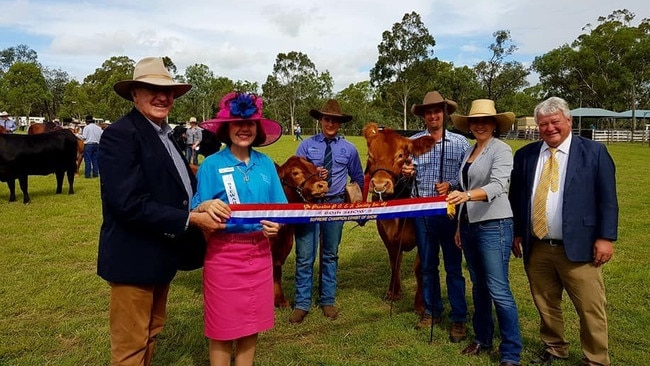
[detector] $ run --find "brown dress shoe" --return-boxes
[415,314,442,329]
[461,342,490,356]
[449,321,467,343]
[289,309,308,323]
[321,305,339,319]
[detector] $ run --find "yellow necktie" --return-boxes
[532,147,559,239]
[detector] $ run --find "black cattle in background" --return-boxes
[199,129,221,157]
[0,129,78,203]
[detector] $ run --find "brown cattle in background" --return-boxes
[272,156,328,307]
[363,122,436,315]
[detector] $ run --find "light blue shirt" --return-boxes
[410,129,470,197]
[82,123,103,144]
[192,146,287,232]
[1,118,16,133]
[295,134,364,197]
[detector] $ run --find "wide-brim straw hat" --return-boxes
[450,99,515,133]
[200,92,282,147]
[309,99,353,123]
[0,111,10,117]
[411,91,457,116]
[113,57,192,101]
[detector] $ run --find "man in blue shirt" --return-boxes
[82,114,103,178]
[402,91,470,342]
[0,111,17,133]
[289,99,364,324]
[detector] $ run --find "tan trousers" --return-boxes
[109,283,170,366]
[525,241,610,366]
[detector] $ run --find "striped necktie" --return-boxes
[532,147,559,239]
[324,138,333,186]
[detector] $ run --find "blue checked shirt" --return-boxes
[410,129,470,197]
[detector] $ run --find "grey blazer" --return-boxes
[459,137,513,223]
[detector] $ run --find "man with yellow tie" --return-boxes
[509,96,618,366]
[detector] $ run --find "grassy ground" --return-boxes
[1,135,649,365]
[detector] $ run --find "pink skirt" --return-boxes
[203,231,274,340]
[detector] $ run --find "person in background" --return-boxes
[509,96,617,366]
[97,56,220,366]
[186,117,202,165]
[401,91,470,342]
[295,123,303,141]
[82,114,103,178]
[447,99,522,366]
[0,111,16,133]
[289,99,364,324]
[192,92,286,366]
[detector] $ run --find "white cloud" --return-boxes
[1,0,648,91]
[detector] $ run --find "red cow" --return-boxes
[272,156,329,307]
[363,122,436,314]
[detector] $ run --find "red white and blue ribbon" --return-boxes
[227,196,450,224]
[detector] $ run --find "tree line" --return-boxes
[1,9,648,134]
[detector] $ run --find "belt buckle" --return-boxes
[548,239,560,246]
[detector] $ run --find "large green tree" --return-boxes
[0,44,38,77]
[43,67,70,120]
[533,9,650,121]
[0,62,48,118]
[82,56,134,120]
[370,11,435,129]
[473,30,530,106]
[262,51,332,134]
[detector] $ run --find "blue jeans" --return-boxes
[460,218,522,364]
[185,145,199,165]
[414,215,467,322]
[293,198,344,311]
[84,143,99,178]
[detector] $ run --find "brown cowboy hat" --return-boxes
[411,91,457,116]
[309,99,353,123]
[450,99,515,133]
[113,57,192,101]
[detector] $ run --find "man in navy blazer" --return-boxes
[98,57,223,366]
[510,97,617,366]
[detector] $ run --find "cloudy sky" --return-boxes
[1,0,648,92]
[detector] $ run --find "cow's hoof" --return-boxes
[274,298,290,309]
[384,292,402,302]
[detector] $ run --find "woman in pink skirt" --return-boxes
[192,92,286,366]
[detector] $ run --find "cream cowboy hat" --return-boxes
[450,99,515,133]
[309,99,353,123]
[0,111,10,117]
[113,57,192,101]
[411,91,457,116]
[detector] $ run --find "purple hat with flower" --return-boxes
[200,92,282,147]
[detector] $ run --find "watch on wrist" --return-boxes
[466,191,472,201]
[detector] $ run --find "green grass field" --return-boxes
[1,136,649,365]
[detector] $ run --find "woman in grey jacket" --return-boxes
[446,99,522,366]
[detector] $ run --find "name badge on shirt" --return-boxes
[219,167,235,174]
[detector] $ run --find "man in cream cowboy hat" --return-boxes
[97,57,222,366]
[0,111,17,133]
[289,99,364,324]
[402,91,471,342]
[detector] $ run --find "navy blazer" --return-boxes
[509,136,618,264]
[97,108,204,285]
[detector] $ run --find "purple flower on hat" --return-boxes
[229,93,258,119]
